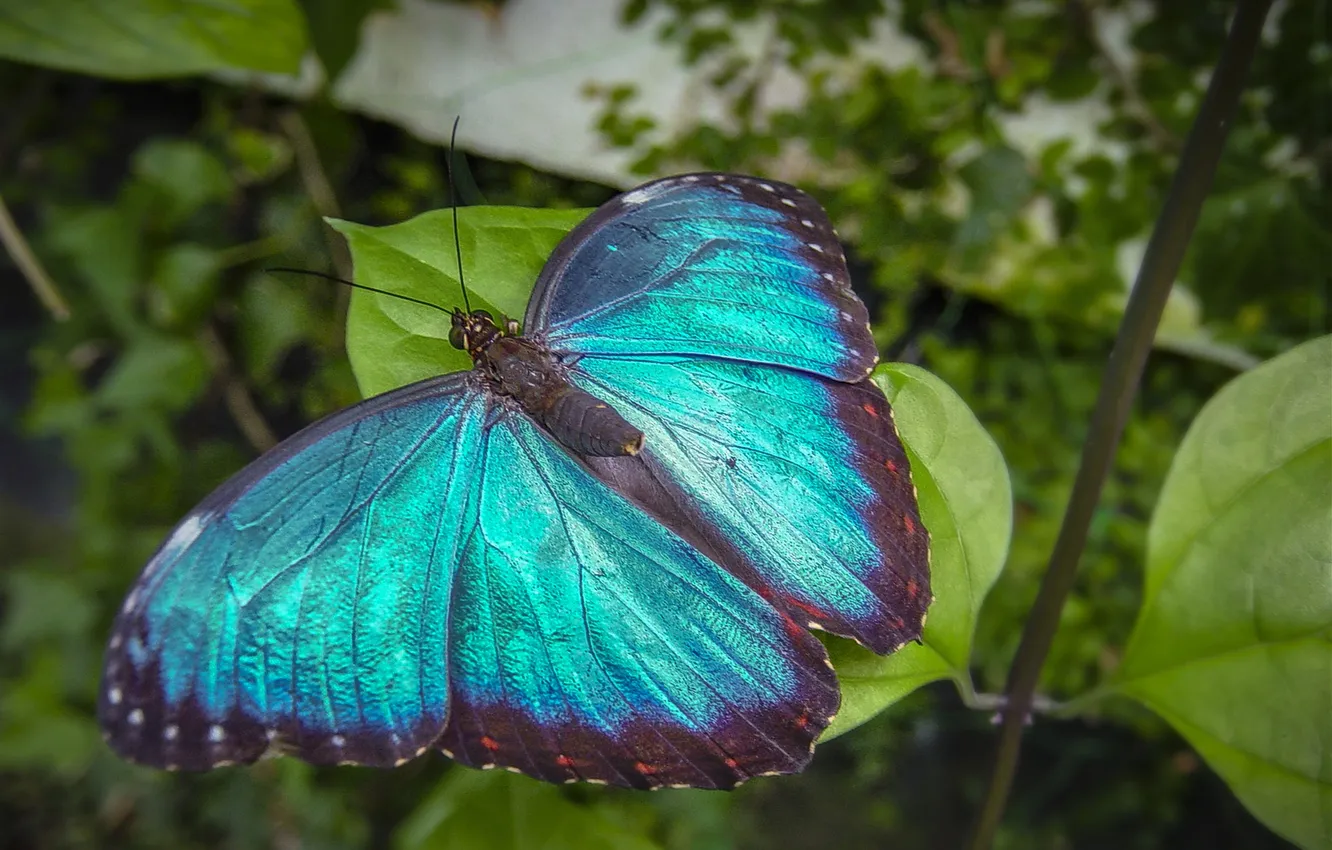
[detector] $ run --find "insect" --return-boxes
[98,173,930,790]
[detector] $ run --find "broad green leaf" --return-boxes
[822,363,1013,738]
[0,0,307,79]
[395,770,661,850]
[334,207,590,397]
[1114,334,1332,850]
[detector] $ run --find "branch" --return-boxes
[0,192,71,321]
[967,2,1274,848]
[198,325,278,453]
[279,109,354,283]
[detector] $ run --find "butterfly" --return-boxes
[98,173,930,790]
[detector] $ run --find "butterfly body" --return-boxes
[457,309,643,457]
[99,173,930,789]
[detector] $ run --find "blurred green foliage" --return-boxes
[0,1,1327,849]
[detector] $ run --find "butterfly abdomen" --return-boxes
[481,335,643,457]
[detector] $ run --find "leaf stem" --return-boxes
[967,3,1273,847]
[0,192,71,321]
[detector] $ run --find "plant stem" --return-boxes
[967,3,1273,847]
[0,192,71,320]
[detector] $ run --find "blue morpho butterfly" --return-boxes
[98,173,931,790]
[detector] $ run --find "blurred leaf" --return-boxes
[148,243,221,329]
[395,770,661,850]
[227,127,294,184]
[298,0,388,81]
[239,273,320,380]
[1,572,94,650]
[132,139,235,226]
[951,145,1033,269]
[95,333,209,413]
[45,206,143,336]
[0,0,308,78]
[0,651,101,778]
[1115,335,1332,850]
[823,363,1013,739]
[334,206,590,398]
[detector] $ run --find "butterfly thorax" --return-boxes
[450,309,644,458]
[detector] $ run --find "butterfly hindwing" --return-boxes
[438,408,839,789]
[527,173,876,382]
[572,355,930,654]
[99,376,484,769]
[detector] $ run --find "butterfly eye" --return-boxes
[448,326,466,350]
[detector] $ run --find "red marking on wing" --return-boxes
[786,597,829,621]
[795,710,810,730]
[890,616,905,630]
[634,761,656,775]
[884,458,899,475]
[781,613,805,639]
[479,735,500,752]
[906,578,919,600]
[724,756,740,770]
[861,402,879,418]
[904,515,916,535]
[556,753,575,768]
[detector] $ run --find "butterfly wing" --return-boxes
[573,355,929,654]
[527,174,930,654]
[100,369,837,786]
[526,173,876,382]
[438,408,838,789]
[99,375,485,769]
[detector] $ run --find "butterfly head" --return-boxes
[449,309,520,358]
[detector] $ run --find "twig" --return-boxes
[0,192,71,321]
[967,3,1273,848]
[278,109,353,282]
[198,325,279,453]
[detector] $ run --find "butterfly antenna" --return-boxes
[446,115,472,314]
[266,267,451,315]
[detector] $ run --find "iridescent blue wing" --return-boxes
[438,408,838,790]
[572,355,929,654]
[99,375,484,769]
[526,174,930,654]
[100,372,837,787]
[525,173,876,382]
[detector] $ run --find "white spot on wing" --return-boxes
[331,734,346,747]
[209,725,225,743]
[109,687,122,705]
[157,513,209,563]
[128,709,144,726]
[620,182,672,206]
[781,198,797,207]
[165,725,179,741]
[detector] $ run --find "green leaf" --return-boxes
[822,363,1013,739]
[133,139,235,227]
[395,770,661,850]
[0,0,308,79]
[239,273,320,381]
[96,333,210,413]
[147,243,221,329]
[1114,335,1332,850]
[297,0,387,81]
[45,206,144,336]
[334,206,590,398]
